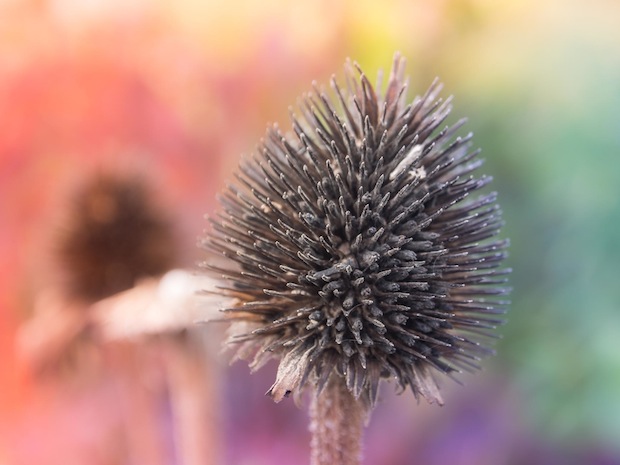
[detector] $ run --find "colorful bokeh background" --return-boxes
[2,0,620,464]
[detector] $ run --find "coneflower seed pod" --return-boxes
[203,56,509,464]
[58,173,176,301]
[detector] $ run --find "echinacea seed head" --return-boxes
[204,56,510,407]
[58,174,176,301]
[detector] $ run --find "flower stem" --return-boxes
[162,334,222,465]
[309,375,368,465]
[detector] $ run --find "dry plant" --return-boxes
[203,55,510,465]
[18,173,225,465]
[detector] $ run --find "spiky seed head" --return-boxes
[204,57,510,407]
[57,173,176,301]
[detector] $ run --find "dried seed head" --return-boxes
[204,57,510,407]
[57,173,176,301]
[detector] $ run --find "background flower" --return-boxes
[1,1,620,464]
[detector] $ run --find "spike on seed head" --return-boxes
[204,56,510,408]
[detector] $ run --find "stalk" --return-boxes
[309,375,369,465]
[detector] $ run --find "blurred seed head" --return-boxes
[57,173,176,302]
[204,56,510,407]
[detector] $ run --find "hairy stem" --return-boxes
[309,375,369,465]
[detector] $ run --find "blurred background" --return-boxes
[2,0,620,464]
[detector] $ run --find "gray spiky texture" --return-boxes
[204,57,510,407]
